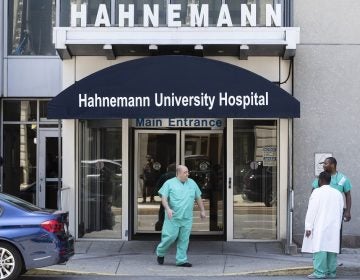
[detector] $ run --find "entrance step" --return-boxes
[75,240,285,256]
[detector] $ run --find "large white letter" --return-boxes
[71,4,87,27]
[143,4,159,27]
[189,4,209,27]
[167,4,181,27]
[241,4,256,27]
[217,4,232,27]
[266,4,282,27]
[119,4,134,27]
[95,4,110,27]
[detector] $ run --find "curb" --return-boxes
[26,266,314,277]
[26,265,360,277]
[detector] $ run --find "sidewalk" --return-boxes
[27,241,360,277]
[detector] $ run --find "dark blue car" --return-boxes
[0,193,74,280]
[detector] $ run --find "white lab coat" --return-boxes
[301,185,344,253]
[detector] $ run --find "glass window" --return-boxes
[233,120,277,239]
[61,0,111,26]
[3,100,37,122]
[8,0,56,55]
[0,193,42,212]
[116,0,167,26]
[135,132,177,233]
[2,124,37,205]
[226,0,276,26]
[39,100,57,121]
[170,0,221,26]
[79,120,122,239]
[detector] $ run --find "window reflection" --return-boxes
[61,0,111,26]
[171,0,222,26]
[233,120,277,239]
[225,0,275,26]
[116,0,167,26]
[3,101,37,122]
[79,120,122,239]
[3,124,37,205]
[8,0,56,55]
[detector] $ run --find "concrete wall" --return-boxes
[5,57,62,97]
[293,0,360,247]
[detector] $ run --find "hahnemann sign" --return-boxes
[71,3,282,27]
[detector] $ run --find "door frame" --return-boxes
[132,128,226,238]
[37,127,61,208]
[226,118,287,241]
[226,119,234,241]
[133,129,180,234]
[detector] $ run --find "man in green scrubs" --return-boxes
[312,157,352,221]
[156,165,206,267]
[312,157,352,254]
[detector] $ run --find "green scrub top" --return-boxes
[312,172,352,193]
[158,177,202,220]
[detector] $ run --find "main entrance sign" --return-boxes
[48,56,300,119]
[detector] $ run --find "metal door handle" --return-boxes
[40,178,44,192]
[228,177,232,189]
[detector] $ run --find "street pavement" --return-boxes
[25,241,360,278]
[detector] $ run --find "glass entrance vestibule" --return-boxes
[75,118,287,241]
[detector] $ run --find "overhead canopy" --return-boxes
[48,55,300,119]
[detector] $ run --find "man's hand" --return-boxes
[166,208,174,219]
[305,230,311,237]
[344,210,351,222]
[200,210,206,220]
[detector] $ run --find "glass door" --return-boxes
[227,119,278,240]
[181,131,225,234]
[38,128,61,209]
[134,130,180,233]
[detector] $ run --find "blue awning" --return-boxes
[48,55,300,119]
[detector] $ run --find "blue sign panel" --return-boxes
[48,56,300,119]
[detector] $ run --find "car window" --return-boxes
[0,193,42,212]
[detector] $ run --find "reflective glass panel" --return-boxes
[46,137,59,179]
[116,0,167,26]
[184,132,224,232]
[171,0,222,26]
[136,132,177,232]
[45,137,60,210]
[61,0,111,26]
[8,0,56,55]
[226,0,276,26]
[2,124,37,205]
[40,100,53,121]
[233,120,277,239]
[3,101,37,122]
[79,120,122,238]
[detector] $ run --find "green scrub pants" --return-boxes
[313,251,337,278]
[156,218,192,265]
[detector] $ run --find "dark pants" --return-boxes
[143,183,155,201]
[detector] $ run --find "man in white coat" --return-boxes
[302,171,344,279]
